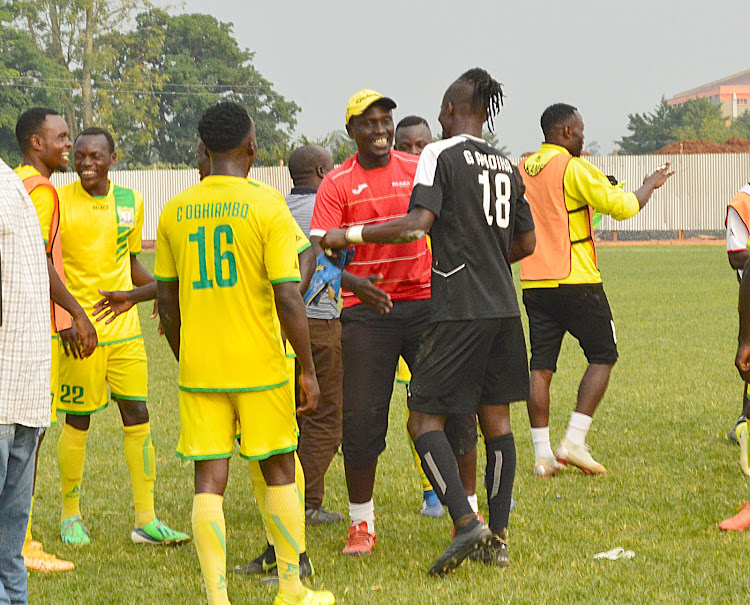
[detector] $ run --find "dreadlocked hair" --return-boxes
[458,68,505,133]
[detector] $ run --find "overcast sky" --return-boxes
[180,0,750,155]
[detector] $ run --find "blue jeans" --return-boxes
[0,424,39,605]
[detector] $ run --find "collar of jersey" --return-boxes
[80,179,114,200]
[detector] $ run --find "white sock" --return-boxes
[467,493,478,514]
[349,500,375,533]
[565,412,592,447]
[531,427,555,460]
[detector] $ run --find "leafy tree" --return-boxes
[0,4,72,164]
[11,0,153,135]
[617,97,738,154]
[101,10,300,166]
[729,110,750,140]
[616,98,686,154]
[672,98,726,142]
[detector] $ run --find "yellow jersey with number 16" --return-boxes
[154,175,301,393]
[56,180,144,345]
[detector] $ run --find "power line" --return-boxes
[2,76,272,92]
[0,82,263,97]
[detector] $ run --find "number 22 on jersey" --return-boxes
[478,170,511,229]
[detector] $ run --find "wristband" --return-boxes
[346,225,365,244]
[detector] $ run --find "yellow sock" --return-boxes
[24,496,34,545]
[123,423,156,527]
[192,494,230,605]
[247,460,274,545]
[409,431,434,492]
[294,453,306,553]
[59,423,88,520]
[266,484,303,597]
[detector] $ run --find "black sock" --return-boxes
[415,430,474,523]
[484,433,516,535]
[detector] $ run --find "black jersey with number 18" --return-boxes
[408,134,534,322]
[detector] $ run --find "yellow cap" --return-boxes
[345,89,397,125]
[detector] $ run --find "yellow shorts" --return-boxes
[50,336,60,425]
[177,384,298,461]
[57,337,148,415]
[395,356,412,384]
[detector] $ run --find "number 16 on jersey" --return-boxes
[188,224,238,290]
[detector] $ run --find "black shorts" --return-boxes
[340,299,431,469]
[408,317,530,416]
[522,283,618,371]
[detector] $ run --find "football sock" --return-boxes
[531,426,555,459]
[24,496,34,545]
[467,492,478,514]
[192,494,229,605]
[266,484,303,597]
[565,412,593,448]
[414,431,474,524]
[59,423,88,520]
[247,460,274,546]
[123,422,156,527]
[408,426,433,492]
[294,453,306,553]
[349,500,375,534]
[484,433,516,534]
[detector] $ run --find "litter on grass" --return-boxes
[593,547,635,560]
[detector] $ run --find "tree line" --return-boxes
[617,97,750,155]
[0,1,349,167]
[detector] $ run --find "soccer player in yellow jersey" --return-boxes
[14,107,98,571]
[199,140,319,583]
[54,127,189,546]
[156,102,334,605]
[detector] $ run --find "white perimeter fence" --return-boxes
[50,154,750,241]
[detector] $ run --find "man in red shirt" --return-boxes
[310,90,432,555]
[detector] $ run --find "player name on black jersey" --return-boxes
[462,150,514,173]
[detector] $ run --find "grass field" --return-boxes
[28,246,749,604]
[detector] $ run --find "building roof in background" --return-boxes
[674,69,750,97]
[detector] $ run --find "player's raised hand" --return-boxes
[644,161,675,189]
[296,370,320,415]
[319,228,349,255]
[93,289,134,323]
[736,340,750,383]
[351,274,393,314]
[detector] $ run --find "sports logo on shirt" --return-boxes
[352,183,369,195]
[117,205,135,228]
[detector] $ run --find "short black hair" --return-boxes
[457,68,505,133]
[396,115,430,131]
[76,127,116,153]
[540,103,578,139]
[15,107,60,153]
[198,102,253,153]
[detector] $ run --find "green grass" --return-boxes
[29,246,747,604]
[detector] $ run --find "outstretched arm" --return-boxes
[93,255,157,323]
[310,235,393,314]
[320,207,435,249]
[633,162,675,209]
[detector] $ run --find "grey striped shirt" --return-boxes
[0,159,51,427]
[286,189,339,320]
